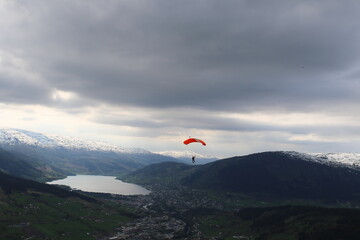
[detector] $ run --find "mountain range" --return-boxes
[1,128,360,202]
[0,128,181,179]
[1,128,360,170]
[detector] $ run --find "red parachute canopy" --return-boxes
[183,138,206,146]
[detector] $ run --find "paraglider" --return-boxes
[183,138,206,146]
[183,137,206,163]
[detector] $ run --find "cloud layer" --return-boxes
[1,0,360,156]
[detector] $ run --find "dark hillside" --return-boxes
[125,152,360,202]
[182,152,360,200]
[237,206,360,240]
[124,161,195,184]
[186,206,360,240]
[0,148,42,180]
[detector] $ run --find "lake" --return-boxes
[47,175,150,195]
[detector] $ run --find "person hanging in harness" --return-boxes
[183,137,206,164]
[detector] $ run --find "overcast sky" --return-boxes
[1,0,360,157]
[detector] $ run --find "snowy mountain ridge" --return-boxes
[311,152,360,165]
[0,128,150,154]
[282,151,360,168]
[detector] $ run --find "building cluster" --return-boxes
[104,215,185,240]
[97,183,227,239]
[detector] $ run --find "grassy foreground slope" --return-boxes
[185,206,360,240]
[0,171,137,240]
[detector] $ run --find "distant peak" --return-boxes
[156,150,219,160]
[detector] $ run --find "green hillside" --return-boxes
[0,171,137,240]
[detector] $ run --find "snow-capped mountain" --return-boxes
[2,128,359,177]
[0,128,149,154]
[156,150,219,164]
[0,128,177,176]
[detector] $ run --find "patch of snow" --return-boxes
[281,151,360,169]
[310,152,360,167]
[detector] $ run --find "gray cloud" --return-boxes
[93,107,360,140]
[2,0,360,112]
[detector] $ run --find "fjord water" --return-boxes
[47,175,150,195]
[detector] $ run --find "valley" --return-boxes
[1,129,360,239]
[1,158,360,239]
[83,182,360,240]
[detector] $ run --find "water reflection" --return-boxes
[47,175,150,195]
